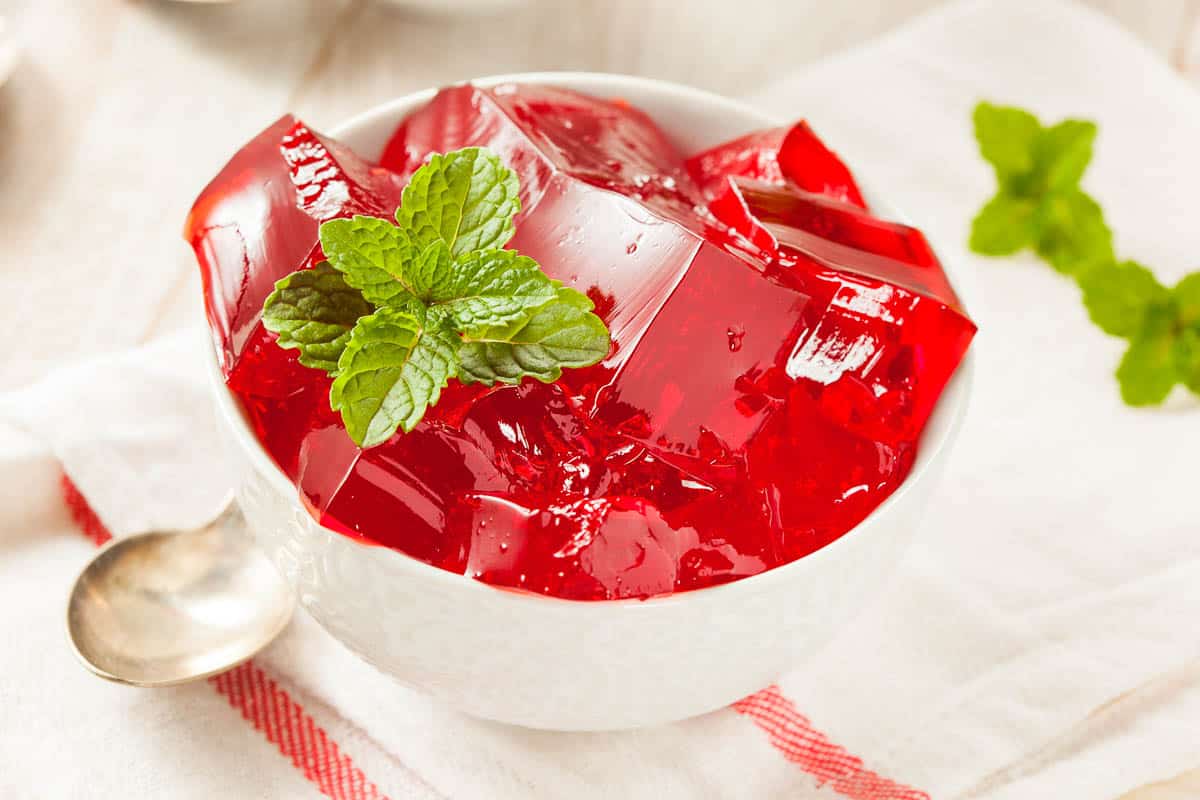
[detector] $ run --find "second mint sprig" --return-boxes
[969,102,1200,407]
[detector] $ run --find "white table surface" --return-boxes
[2,1,1199,796]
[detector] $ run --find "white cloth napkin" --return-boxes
[3,0,1200,797]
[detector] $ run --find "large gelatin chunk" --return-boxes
[185,115,405,374]
[587,242,812,485]
[381,83,706,225]
[380,84,717,377]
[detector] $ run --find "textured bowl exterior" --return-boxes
[208,72,973,731]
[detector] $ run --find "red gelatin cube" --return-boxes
[747,383,915,557]
[776,255,975,446]
[185,116,404,374]
[380,83,709,236]
[588,242,811,483]
[726,178,938,267]
[452,494,681,600]
[777,121,866,209]
[382,85,557,217]
[225,324,341,481]
[714,177,965,314]
[685,127,787,196]
[686,121,866,209]
[318,424,505,567]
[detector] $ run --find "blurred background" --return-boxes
[1,0,1197,392]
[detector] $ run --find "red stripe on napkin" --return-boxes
[212,662,385,800]
[60,474,390,800]
[61,474,114,546]
[734,685,929,800]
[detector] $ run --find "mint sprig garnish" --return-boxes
[262,146,611,447]
[970,101,1200,407]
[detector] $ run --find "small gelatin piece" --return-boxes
[685,127,787,197]
[225,323,340,481]
[686,120,866,209]
[777,121,866,209]
[450,494,682,600]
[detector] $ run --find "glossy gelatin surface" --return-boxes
[188,84,976,600]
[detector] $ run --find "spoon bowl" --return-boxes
[66,504,294,687]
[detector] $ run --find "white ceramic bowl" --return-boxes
[209,72,974,731]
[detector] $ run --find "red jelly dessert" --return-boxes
[187,83,975,601]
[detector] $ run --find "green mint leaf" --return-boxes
[1173,325,1200,394]
[1078,260,1169,338]
[319,215,420,307]
[395,147,521,257]
[330,307,458,447]
[1035,119,1096,191]
[407,239,455,300]
[970,192,1037,255]
[1172,272,1200,328]
[973,102,1040,179]
[431,248,559,333]
[1034,189,1113,274]
[1115,305,1178,406]
[261,262,373,374]
[457,287,610,385]
[1170,273,1200,394]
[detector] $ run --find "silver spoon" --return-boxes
[66,501,294,686]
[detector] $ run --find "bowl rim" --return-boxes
[207,70,975,610]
